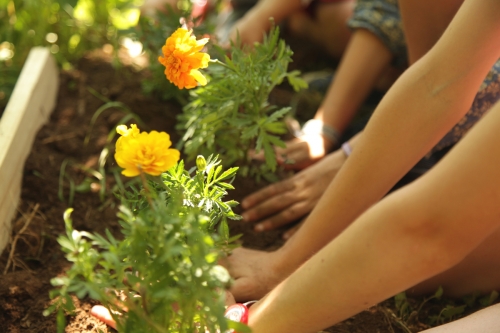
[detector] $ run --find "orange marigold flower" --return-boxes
[158,27,210,89]
[115,124,180,177]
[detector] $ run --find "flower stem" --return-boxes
[139,171,154,208]
[209,59,237,73]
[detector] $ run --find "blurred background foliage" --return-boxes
[0,0,224,113]
[0,0,145,112]
[134,2,222,103]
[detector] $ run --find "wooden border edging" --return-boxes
[0,47,59,254]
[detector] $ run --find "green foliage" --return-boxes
[133,6,192,103]
[0,0,141,112]
[394,287,500,329]
[2,0,141,64]
[178,26,307,177]
[137,0,229,104]
[56,101,145,209]
[132,1,224,104]
[0,61,20,114]
[428,304,466,325]
[46,155,244,332]
[162,156,242,235]
[463,290,499,309]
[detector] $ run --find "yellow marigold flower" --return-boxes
[115,124,180,177]
[116,124,140,137]
[115,124,140,151]
[158,27,210,89]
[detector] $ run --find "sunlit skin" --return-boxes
[158,27,210,89]
[224,1,500,332]
[242,28,395,232]
[229,0,353,59]
[91,1,500,331]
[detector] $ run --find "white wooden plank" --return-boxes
[0,47,59,254]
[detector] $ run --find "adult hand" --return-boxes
[225,247,288,302]
[242,149,346,234]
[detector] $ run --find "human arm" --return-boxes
[247,88,500,332]
[241,134,361,233]
[228,0,500,301]
[272,28,394,169]
[239,28,393,230]
[269,0,500,275]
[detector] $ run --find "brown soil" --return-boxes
[0,46,482,333]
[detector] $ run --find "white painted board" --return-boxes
[0,47,59,254]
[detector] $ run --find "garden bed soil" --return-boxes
[0,46,476,333]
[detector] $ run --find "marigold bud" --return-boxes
[196,155,207,172]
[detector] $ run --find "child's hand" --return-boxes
[242,149,346,234]
[249,134,333,171]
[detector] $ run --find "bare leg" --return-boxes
[409,225,500,297]
[399,0,463,63]
[420,303,500,333]
[287,1,355,58]
[141,0,179,16]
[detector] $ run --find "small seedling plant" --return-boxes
[394,287,499,330]
[46,125,248,333]
[158,25,307,177]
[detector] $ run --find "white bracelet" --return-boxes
[301,119,340,146]
[341,141,352,157]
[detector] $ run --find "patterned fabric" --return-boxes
[229,0,500,153]
[306,0,354,16]
[309,0,353,5]
[348,0,407,68]
[432,59,500,152]
[348,0,500,152]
